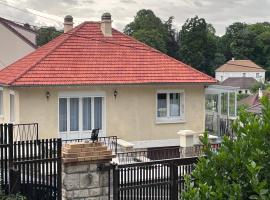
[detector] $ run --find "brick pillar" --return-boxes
[62,142,115,200]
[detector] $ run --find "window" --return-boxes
[221,76,223,82]
[10,93,15,122]
[59,96,103,132]
[0,89,3,116]
[256,73,260,78]
[243,73,246,77]
[157,91,184,122]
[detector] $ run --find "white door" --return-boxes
[59,96,105,140]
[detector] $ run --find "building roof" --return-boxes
[221,77,257,89]
[0,21,216,86]
[215,60,265,72]
[247,103,262,114]
[0,17,37,49]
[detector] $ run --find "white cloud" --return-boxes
[0,0,269,35]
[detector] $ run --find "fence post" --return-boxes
[7,123,14,194]
[113,165,119,200]
[57,139,62,200]
[170,163,178,200]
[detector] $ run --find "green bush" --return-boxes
[0,190,26,200]
[181,96,270,199]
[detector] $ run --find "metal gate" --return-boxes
[0,123,62,200]
[112,157,198,200]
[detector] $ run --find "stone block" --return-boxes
[73,189,89,198]
[64,164,89,174]
[63,173,80,190]
[88,187,101,197]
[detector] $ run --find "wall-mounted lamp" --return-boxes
[46,91,50,100]
[113,89,118,99]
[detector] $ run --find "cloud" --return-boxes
[0,0,269,35]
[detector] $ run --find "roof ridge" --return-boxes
[0,16,37,34]
[112,28,216,83]
[9,23,86,85]
[227,62,263,69]
[0,20,37,48]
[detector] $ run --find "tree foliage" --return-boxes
[124,9,179,58]
[178,16,219,75]
[181,96,270,199]
[36,27,63,47]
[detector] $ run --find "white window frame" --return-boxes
[9,91,15,123]
[0,87,3,117]
[156,89,185,124]
[58,91,106,136]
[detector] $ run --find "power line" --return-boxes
[0,0,62,24]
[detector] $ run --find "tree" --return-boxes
[36,27,63,47]
[178,16,218,75]
[124,9,179,57]
[181,97,270,199]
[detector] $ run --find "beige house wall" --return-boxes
[3,85,205,142]
[0,23,35,69]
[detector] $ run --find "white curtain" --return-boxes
[170,93,180,117]
[0,91,3,116]
[157,93,167,117]
[70,98,79,131]
[83,97,91,130]
[59,98,67,132]
[94,97,102,129]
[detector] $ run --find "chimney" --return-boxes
[101,13,112,36]
[64,15,73,33]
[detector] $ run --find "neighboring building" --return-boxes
[215,59,266,82]
[0,17,37,69]
[0,14,216,143]
[220,77,258,94]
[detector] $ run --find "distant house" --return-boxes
[221,77,258,94]
[0,17,37,69]
[0,13,216,144]
[215,59,266,83]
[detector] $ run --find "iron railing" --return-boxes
[113,157,199,200]
[13,123,38,141]
[62,136,118,155]
[116,147,180,164]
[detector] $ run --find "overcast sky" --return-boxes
[0,0,270,35]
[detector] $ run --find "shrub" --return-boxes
[181,96,270,199]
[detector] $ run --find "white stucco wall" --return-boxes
[0,23,35,69]
[215,71,265,82]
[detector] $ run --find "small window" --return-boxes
[0,89,3,116]
[243,73,246,77]
[221,76,223,81]
[256,73,260,78]
[10,93,15,122]
[157,91,184,122]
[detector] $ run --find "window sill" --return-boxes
[156,119,186,124]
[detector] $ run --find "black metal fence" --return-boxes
[112,157,199,200]
[117,147,180,164]
[0,123,62,200]
[62,136,118,155]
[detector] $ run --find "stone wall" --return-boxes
[62,142,115,200]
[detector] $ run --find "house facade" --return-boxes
[0,17,37,69]
[215,59,266,82]
[0,14,216,142]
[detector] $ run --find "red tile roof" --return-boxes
[0,22,216,86]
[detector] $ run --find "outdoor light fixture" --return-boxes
[114,89,118,99]
[46,91,50,100]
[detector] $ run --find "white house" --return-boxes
[215,59,266,83]
[0,17,37,69]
